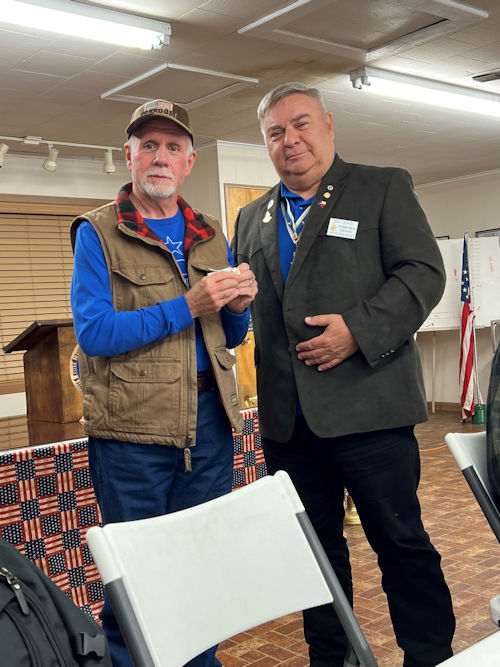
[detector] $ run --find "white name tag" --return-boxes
[327,217,358,239]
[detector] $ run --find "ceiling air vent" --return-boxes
[472,70,500,83]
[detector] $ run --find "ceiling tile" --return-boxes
[89,51,161,76]
[0,70,66,92]
[20,52,97,77]
[69,0,199,19]
[0,28,53,59]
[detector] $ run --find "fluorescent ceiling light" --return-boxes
[350,67,500,119]
[2,0,170,50]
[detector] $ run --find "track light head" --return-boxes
[0,142,9,167]
[103,149,116,174]
[43,145,59,172]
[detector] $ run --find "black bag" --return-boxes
[0,538,111,667]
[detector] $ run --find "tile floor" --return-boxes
[216,411,500,666]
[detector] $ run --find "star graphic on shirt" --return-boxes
[165,237,183,256]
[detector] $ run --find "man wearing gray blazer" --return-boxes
[231,82,455,667]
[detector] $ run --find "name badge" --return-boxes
[327,217,358,239]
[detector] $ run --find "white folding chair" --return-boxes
[445,431,500,543]
[439,432,500,665]
[86,470,377,667]
[437,630,500,666]
[437,595,500,666]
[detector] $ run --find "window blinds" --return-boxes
[0,211,74,387]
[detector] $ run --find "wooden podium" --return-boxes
[3,319,84,446]
[235,331,257,409]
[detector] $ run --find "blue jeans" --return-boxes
[262,418,455,667]
[88,388,235,667]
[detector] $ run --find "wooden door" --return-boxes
[225,184,269,408]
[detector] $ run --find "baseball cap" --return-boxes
[126,99,193,142]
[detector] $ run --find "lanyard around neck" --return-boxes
[280,197,311,244]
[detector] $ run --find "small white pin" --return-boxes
[267,199,274,210]
[263,211,272,223]
[327,185,334,191]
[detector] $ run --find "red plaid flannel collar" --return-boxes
[115,182,215,252]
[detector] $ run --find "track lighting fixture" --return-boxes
[0,143,9,167]
[42,145,59,172]
[0,135,122,174]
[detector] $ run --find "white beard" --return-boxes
[139,173,177,199]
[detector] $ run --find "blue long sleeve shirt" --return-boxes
[71,220,249,366]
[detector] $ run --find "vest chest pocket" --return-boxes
[213,346,237,371]
[111,263,178,310]
[109,358,181,435]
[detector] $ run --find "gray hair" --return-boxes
[125,132,193,156]
[257,82,327,134]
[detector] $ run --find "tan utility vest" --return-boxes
[71,202,243,449]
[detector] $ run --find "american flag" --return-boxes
[459,237,475,420]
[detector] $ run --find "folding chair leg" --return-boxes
[107,579,155,667]
[296,512,378,667]
[344,644,361,666]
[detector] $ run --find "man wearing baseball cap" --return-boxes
[70,99,257,666]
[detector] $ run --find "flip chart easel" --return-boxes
[418,237,500,412]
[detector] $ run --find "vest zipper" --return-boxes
[184,321,193,472]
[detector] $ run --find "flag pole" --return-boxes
[465,233,479,402]
[466,232,486,423]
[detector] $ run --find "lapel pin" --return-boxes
[267,199,274,210]
[263,211,272,223]
[319,200,327,208]
[327,185,334,191]
[323,192,331,199]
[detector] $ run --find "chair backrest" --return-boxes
[445,431,500,543]
[436,630,500,666]
[86,470,377,667]
[490,594,500,627]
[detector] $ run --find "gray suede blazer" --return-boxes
[231,155,445,442]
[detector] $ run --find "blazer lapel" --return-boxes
[258,184,286,301]
[287,157,349,289]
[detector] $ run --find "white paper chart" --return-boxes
[419,237,500,331]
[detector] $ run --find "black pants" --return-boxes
[262,417,455,667]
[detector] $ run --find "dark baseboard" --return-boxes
[427,402,461,413]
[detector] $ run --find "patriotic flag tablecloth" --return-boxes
[0,438,104,619]
[0,408,264,621]
[232,408,266,488]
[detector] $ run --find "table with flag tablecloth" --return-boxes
[0,407,264,620]
[232,407,266,487]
